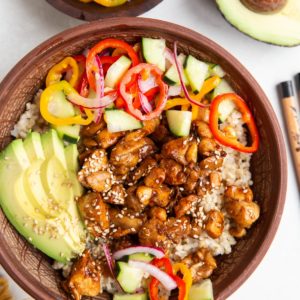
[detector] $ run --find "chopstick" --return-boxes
[279,80,300,188]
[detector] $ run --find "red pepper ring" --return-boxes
[119,63,168,121]
[150,257,186,300]
[149,258,186,300]
[86,38,140,90]
[209,93,260,153]
[151,257,174,274]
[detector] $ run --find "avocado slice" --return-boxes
[40,155,86,245]
[23,132,45,162]
[64,144,84,197]
[0,140,81,262]
[24,159,62,217]
[216,0,300,46]
[41,129,67,169]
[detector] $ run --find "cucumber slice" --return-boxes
[212,79,234,98]
[116,262,144,293]
[218,99,236,122]
[166,110,192,137]
[210,65,226,78]
[184,55,209,94]
[53,125,80,144]
[128,253,154,263]
[188,279,214,300]
[47,90,75,118]
[113,293,148,300]
[104,109,142,133]
[164,53,189,86]
[142,38,166,72]
[105,56,132,89]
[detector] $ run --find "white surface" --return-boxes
[0,0,299,299]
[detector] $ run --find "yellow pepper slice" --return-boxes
[40,81,94,126]
[191,76,221,120]
[181,104,190,111]
[173,263,193,300]
[46,57,79,88]
[164,98,190,110]
[79,0,93,3]
[93,0,127,7]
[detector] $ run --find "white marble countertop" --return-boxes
[0,0,299,299]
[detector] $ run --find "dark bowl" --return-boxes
[0,18,287,300]
[46,0,163,21]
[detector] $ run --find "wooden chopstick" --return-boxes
[279,80,300,188]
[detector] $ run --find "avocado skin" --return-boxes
[215,0,300,47]
[0,131,85,262]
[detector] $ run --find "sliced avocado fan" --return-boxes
[0,131,86,263]
[216,0,300,46]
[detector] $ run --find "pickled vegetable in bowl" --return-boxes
[79,0,128,7]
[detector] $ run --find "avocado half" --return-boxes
[216,0,300,46]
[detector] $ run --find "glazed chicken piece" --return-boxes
[197,170,223,197]
[150,185,172,207]
[64,250,100,300]
[142,118,160,135]
[198,138,218,157]
[159,159,186,186]
[109,207,145,238]
[81,119,106,137]
[144,167,166,188]
[182,248,217,283]
[199,155,224,170]
[186,140,198,164]
[148,206,167,222]
[189,220,203,238]
[161,216,191,243]
[174,195,199,218]
[183,163,201,192]
[161,137,190,165]
[103,184,126,205]
[225,198,260,229]
[77,192,110,238]
[126,185,151,212]
[194,120,213,138]
[110,133,157,175]
[85,171,114,193]
[225,186,253,202]
[96,128,125,149]
[78,149,113,192]
[127,156,157,184]
[151,124,173,144]
[224,186,260,229]
[78,148,94,164]
[136,186,153,206]
[138,217,169,249]
[82,137,98,148]
[204,209,224,239]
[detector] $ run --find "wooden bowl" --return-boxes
[46,0,163,21]
[0,18,287,300]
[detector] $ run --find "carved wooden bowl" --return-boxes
[46,0,163,21]
[0,18,287,300]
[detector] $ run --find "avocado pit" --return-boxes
[241,0,287,13]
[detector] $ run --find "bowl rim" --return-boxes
[0,17,287,300]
